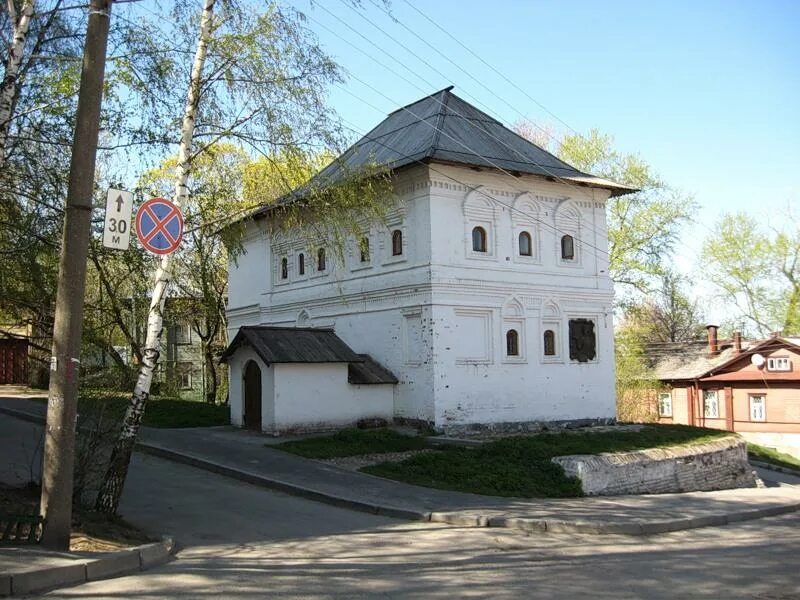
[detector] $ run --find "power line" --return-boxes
[360,0,557,145]
[402,0,581,139]
[307,6,616,244]
[331,94,612,261]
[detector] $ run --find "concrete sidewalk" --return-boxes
[2,395,800,537]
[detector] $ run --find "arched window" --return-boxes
[317,248,326,271]
[298,253,305,276]
[472,226,487,252]
[519,231,532,256]
[280,257,288,280]
[359,236,370,262]
[543,330,556,356]
[506,329,519,356]
[392,229,403,256]
[561,234,575,260]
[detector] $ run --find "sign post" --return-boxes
[102,188,133,250]
[135,197,184,255]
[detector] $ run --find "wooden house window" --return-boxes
[561,234,575,260]
[175,320,192,345]
[767,356,791,372]
[749,395,766,421]
[506,329,519,356]
[519,231,532,256]
[177,362,192,390]
[472,226,487,252]
[703,390,719,418]
[543,330,556,356]
[392,230,403,256]
[658,392,673,417]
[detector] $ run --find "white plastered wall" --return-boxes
[427,165,616,427]
[272,363,393,432]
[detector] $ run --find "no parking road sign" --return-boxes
[135,197,184,255]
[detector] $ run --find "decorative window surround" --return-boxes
[402,307,424,367]
[454,307,493,365]
[383,225,408,266]
[464,186,497,261]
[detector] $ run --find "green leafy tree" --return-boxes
[613,271,703,421]
[513,124,695,295]
[622,271,706,343]
[703,212,800,336]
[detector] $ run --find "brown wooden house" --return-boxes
[648,326,800,457]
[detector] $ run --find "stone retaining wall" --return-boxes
[551,436,758,496]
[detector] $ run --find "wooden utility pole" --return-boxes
[40,0,112,551]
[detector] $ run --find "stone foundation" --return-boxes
[440,417,616,437]
[552,436,759,496]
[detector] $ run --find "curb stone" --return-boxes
[0,536,175,597]
[750,459,800,478]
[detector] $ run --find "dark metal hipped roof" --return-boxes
[251,87,635,219]
[221,326,363,365]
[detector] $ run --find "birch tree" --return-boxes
[0,0,34,168]
[95,0,216,514]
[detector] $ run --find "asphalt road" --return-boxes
[2,414,799,599]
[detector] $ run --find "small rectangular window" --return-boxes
[703,390,719,418]
[175,321,192,345]
[749,395,766,421]
[658,392,672,417]
[177,362,192,390]
[359,237,370,263]
[766,356,791,372]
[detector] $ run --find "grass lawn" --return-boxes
[363,425,731,498]
[273,428,430,458]
[35,391,230,428]
[748,443,800,472]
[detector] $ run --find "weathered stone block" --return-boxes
[552,436,758,496]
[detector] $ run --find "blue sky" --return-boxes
[293,0,800,290]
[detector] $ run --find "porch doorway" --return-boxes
[243,360,262,431]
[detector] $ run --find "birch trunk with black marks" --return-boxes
[95,0,216,514]
[0,0,35,168]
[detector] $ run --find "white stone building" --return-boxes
[225,87,634,434]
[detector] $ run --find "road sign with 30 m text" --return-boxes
[135,197,184,255]
[103,188,133,250]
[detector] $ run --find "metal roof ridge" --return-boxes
[241,325,335,332]
[427,88,451,158]
[387,85,455,117]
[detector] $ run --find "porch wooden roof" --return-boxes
[221,326,363,365]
